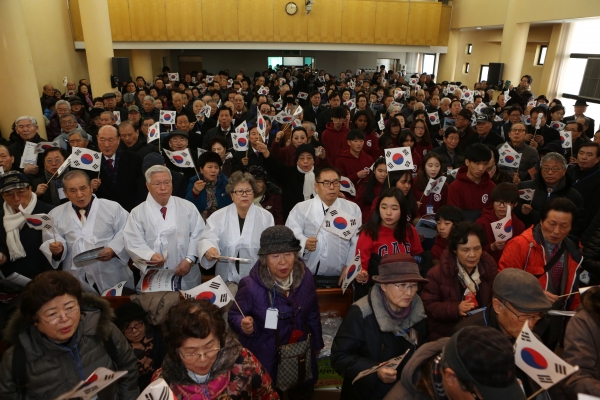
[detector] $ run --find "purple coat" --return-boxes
[228,259,324,386]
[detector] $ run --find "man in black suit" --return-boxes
[474,114,504,147]
[303,90,324,126]
[102,92,128,122]
[564,99,595,139]
[202,106,235,150]
[93,125,143,212]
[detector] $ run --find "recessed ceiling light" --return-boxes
[476,27,482,30]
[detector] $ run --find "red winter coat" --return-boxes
[412,177,448,216]
[335,148,374,185]
[447,166,495,221]
[363,131,382,160]
[475,208,525,263]
[414,141,433,158]
[421,249,498,340]
[321,122,350,165]
[498,226,581,311]
[355,180,383,223]
[431,236,447,261]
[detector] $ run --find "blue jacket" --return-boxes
[228,259,324,386]
[185,173,232,213]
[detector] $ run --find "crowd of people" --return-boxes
[0,64,598,399]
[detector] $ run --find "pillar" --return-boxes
[437,29,459,82]
[499,0,530,85]
[538,23,570,100]
[131,50,154,82]
[79,0,114,96]
[0,1,47,139]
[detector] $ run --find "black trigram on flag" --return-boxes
[325,221,331,227]
[404,161,411,167]
[350,219,357,226]
[342,230,352,237]
[92,164,99,170]
[72,160,81,167]
[104,373,114,380]
[387,162,395,169]
[209,282,221,290]
[495,223,502,230]
[555,363,566,375]
[497,233,507,240]
[329,210,338,216]
[385,150,392,157]
[93,153,100,159]
[537,375,553,384]
[41,215,51,221]
[74,149,82,156]
[521,331,531,342]
[43,224,52,230]
[220,294,228,302]
[401,148,410,156]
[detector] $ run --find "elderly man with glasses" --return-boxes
[498,121,539,182]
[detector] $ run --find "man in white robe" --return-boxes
[40,170,133,294]
[286,167,361,284]
[124,165,205,291]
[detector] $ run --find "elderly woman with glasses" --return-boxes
[32,147,70,206]
[229,226,324,399]
[331,254,428,400]
[156,299,278,399]
[0,271,139,399]
[198,171,274,288]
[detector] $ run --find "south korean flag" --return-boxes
[385,147,414,172]
[498,143,522,169]
[560,130,572,149]
[428,112,440,125]
[322,208,360,240]
[163,149,195,168]
[341,253,361,294]
[180,276,232,308]
[519,189,535,201]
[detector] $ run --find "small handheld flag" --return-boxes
[274,111,294,125]
[378,114,385,131]
[147,122,161,144]
[180,276,232,308]
[258,86,269,95]
[423,176,446,196]
[318,86,326,94]
[19,208,54,231]
[341,253,361,294]
[535,113,543,129]
[344,98,356,110]
[519,189,535,201]
[136,378,176,400]
[71,147,101,172]
[551,121,565,131]
[35,141,60,153]
[448,168,459,179]
[168,72,179,81]
[339,177,356,196]
[112,111,121,125]
[321,208,360,240]
[560,131,572,149]
[384,147,414,172]
[160,110,176,124]
[257,111,267,143]
[206,75,214,83]
[491,205,513,242]
[475,102,487,114]
[293,105,303,117]
[101,281,126,297]
[232,122,249,151]
[163,149,195,168]
[427,112,440,125]
[498,143,522,169]
[297,92,308,100]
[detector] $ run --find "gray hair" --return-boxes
[55,100,71,110]
[63,170,91,186]
[100,111,115,120]
[226,171,258,195]
[68,128,89,140]
[441,98,451,105]
[541,152,567,169]
[143,96,155,103]
[15,116,38,127]
[145,165,172,183]
[59,113,77,123]
[206,99,218,106]
[414,102,425,110]
[302,121,316,132]
[388,104,402,113]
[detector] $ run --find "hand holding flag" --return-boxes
[423,176,447,196]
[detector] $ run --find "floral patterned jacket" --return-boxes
[153,333,279,400]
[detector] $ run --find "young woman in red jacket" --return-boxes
[354,157,387,223]
[355,187,424,300]
[351,110,382,161]
[411,119,433,158]
[413,152,448,217]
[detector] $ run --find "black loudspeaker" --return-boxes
[112,57,131,83]
[488,63,504,87]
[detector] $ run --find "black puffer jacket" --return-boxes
[515,172,585,236]
[0,294,139,400]
[582,208,600,286]
[331,285,427,400]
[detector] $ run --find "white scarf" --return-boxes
[297,165,316,200]
[3,193,38,261]
[456,260,481,295]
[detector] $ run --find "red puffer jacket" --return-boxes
[421,248,497,340]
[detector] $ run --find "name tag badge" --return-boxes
[265,308,278,330]
[58,187,67,200]
[426,205,434,215]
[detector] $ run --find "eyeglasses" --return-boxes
[233,189,254,196]
[391,283,419,293]
[317,180,341,188]
[541,166,563,173]
[493,201,509,207]
[179,347,221,361]
[45,158,64,165]
[150,180,172,188]
[123,320,144,334]
[503,302,545,322]
[38,304,80,325]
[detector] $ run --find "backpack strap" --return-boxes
[12,343,27,400]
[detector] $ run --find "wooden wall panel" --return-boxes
[407,2,441,46]
[238,0,274,42]
[375,1,409,45]
[69,0,84,42]
[438,5,452,46]
[106,0,132,41]
[273,0,307,42]
[342,1,376,44]
[128,0,167,41]
[202,0,238,41]
[307,0,342,43]
[165,0,203,41]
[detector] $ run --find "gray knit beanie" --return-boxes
[258,226,302,255]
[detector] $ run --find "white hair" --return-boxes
[55,100,71,110]
[145,165,172,183]
[143,96,155,103]
[15,116,38,127]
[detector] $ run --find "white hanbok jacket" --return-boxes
[197,203,274,283]
[286,196,361,276]
[40,197,133,294]
[124,194,205,291]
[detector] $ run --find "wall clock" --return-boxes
[285,2,298,15]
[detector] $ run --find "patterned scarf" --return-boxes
[204,179,218,218]
[131,329,156,378]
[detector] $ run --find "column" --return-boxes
[537,23,570,100]
[131,50,154,82]
[499,0,530,85]
[437,29,459,82]
[0,1,47,139]
[79,0,114,96]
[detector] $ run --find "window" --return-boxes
[465,63,470,73]
[479,65,489,82]
[538,45,548,65]
[467,44,473,54]
[268,57,283,68]
[422,54,436,75]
